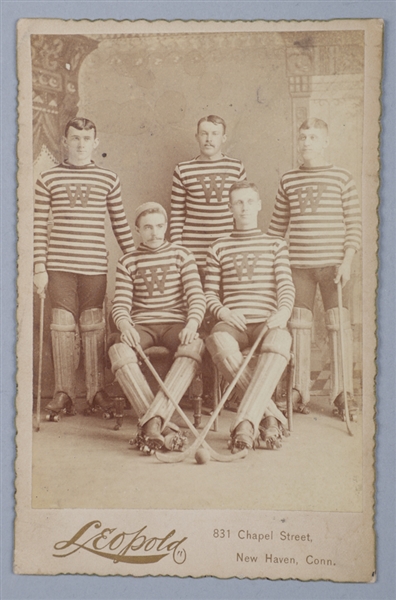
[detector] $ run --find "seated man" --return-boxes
[108,202,206,452]
[205,182,295,452]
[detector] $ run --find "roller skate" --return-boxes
[130,417,165,455]
[292,389,310,414]
[333,392,358,423]
[45,392,76,422]
[162,422,188,452]
[229,420,255,453]
[258,416,283,449]
[83,390,114,418]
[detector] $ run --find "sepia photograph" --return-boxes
[15,17,381,582]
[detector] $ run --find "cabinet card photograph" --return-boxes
[15,17,382,581]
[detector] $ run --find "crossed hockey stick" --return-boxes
[136,323,269,464]
[135,344,248,463]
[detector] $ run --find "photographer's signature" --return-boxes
[53,520,187,565]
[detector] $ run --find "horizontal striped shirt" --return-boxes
[267,165,362,268]
[34,161,135,275]
[205,229,295,324]
[112,241,206,328]
[169,155,246,267]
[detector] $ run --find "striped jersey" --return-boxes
[267,164,362,268]
[112,241,206,328]
[169,155,246,267]
[34,161,135,275]
[205,229,295,324]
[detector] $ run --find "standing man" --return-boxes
[267,118,362,417]
[205,182,295,452]
[169,115,247,278]
[33,117,135,418]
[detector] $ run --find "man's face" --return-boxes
[63,126,98,166]
[195,121,226,160]
[136,212,167,249]
[298,127,329,164]
[229,187,261,230]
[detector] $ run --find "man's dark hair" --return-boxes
[64,117,97,138]
[229,181,259,201]
[197,115,226,134]
[299,118,328,133]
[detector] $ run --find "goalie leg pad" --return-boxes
[289,307,313,407]
[50,308,77,402]
[108,343,154,418]
[231,328,291,438]
[207,331,287,426]
[80,308,106,407]
[206,332,252,397]
[325,307,354,404]
[140,338,205,429]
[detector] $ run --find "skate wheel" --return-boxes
[351,415,358,422]
[45,414,51,421]
[102,412,111,420]
[114,424,120,431]
[53,415,59,422]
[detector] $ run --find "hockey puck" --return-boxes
[195,448,210,464]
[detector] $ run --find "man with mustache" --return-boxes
[169,115,247,281]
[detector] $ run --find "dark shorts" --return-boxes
[210,321,268,352]
[292,266,350,312]
[108,322,185,353]
[48,271,107,322]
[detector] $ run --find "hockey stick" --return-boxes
[337,282,353,436]
[153,324,269,463]
[35,291,46,432]
[135,344,247,462]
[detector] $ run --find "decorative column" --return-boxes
[32,34,98,166]
[32,34,98,399]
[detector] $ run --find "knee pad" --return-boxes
[109,342,138,374]
[206,331,240,364]
[51,308,76,330]
[174,337,205,363]
[259,328,291,362]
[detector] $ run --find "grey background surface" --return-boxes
[2,0,395,599]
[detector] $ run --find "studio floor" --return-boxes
[31,393,363,513]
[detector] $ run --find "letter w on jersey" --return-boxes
[65,184,93,208]
[296,184,327,214]
[196,174,227,203]
[137,266,170,296]
[232,253,261,281]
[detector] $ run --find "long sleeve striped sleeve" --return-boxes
[169,165,186,245]
[33,173,52,268]
[106,175,135,255]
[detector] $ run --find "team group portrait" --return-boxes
[30,28,365,511]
